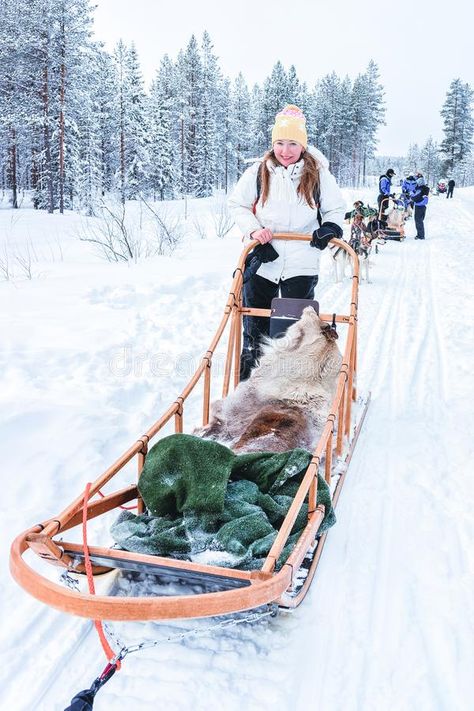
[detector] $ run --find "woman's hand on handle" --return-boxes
[250,228,273,244]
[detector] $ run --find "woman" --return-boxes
[228,104,346,380]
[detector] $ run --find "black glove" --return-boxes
[254,243,279,263]
[243,243,279,282]
[310,222,343,250]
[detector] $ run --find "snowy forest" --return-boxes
[0,0,473,215]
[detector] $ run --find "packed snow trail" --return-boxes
[0,191,473,710]
[290,194,474,711]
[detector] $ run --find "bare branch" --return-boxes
[212,195,234,239]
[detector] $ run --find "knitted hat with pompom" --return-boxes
[271,104,308,149]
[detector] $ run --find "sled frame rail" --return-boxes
[10,235,361,620]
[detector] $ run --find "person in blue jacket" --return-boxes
[402,175,416,199]
[412,184,429,239]
[401,175,417,213]
[378,168,395,220]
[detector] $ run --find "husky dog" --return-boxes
[330,240,350,283]
[194,307,342,453]
[332,216,373,283]
[349,215,374,282]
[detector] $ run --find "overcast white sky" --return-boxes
[93,0,474,156]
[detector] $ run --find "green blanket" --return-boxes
[111,434,336,570]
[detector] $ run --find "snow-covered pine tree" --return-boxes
[53,0,95,213]
[73,44,114,214]
[312,72,341,172]
[294,81,313,145]
[249,83,266,157]
[301,87,316,151]
[115,40,128,203]
[406,143,421,175]
[174,36,204,198]
[196,32,221,196]
[285,66,314,147]
[286,65,301,106]
[114,40,150,202]
[216,77,232,191]
[349,74,368,186]
[230,73,252,182]
[0,0,29,207]
[334,76,354,185]
[94,49,120,198]
[350,61,385,186]
[148,55,178,200]
[20,0,96,213]
[361,61,385,184]
[439,78,474,179]
[456,156,474,186]
[32,0,59,213]
[5,0,96,213]
[261,62,289,145]
[419,136,441,186]
[0,0,54,209]
[125,43,149,199]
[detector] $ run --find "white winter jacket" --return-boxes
[228,146,346,282]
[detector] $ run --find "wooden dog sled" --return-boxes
[376,196,406,241]
[10,235,369,622]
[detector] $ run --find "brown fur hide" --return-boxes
[387,207,404,230]
[194,307,342,453]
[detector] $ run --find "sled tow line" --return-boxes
[64,481,277,709]
[64,482,123,710]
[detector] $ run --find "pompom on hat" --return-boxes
[271,104,308,149]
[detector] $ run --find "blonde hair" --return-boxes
[259,150,320,208]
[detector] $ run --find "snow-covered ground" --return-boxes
[1,190,473,711]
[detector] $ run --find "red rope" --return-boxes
[82,482,121,670]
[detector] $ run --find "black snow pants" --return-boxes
[240,272,318,381]
[414,205,426,239]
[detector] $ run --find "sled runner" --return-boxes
[10,235,369,622]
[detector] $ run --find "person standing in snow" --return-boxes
[401,174,417,203]
[412,184,430,240]
[228,104,345,381]
[447,178,455,198]
[377,168,396,221]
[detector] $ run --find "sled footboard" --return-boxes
[10,527,296,620]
